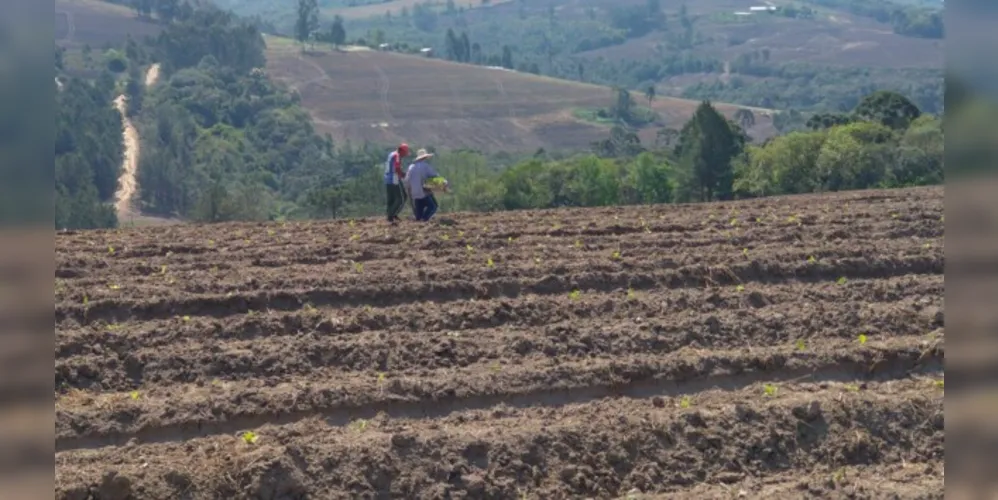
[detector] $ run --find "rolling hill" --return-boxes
[55,0,778,152]
[55,0,162,49]
[263,36,778,152]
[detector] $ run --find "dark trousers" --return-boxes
[413,194,438,221]
[386,183,406,220]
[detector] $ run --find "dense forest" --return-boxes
[55,72,124,229]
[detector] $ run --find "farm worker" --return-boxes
[406,148,448,222]
[384,143,410,223]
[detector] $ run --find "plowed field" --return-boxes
[55,187,944,499]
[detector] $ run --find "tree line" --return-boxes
[55,75,124,229]
[305,89,941,218]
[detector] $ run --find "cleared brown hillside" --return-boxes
[55,0,162,49]
[264,38,778,152]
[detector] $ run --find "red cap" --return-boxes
[399,143,410,156]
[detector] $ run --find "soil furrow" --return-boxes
[55,338,942,452]
[56,254,942,326]
[55,379,943,499]
[55,274,943,358]
[53,186,945,498]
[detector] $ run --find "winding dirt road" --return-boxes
[113,63,159,218]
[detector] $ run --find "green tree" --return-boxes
[329,15,346,47]
[853,90,921,130]
[674,100,743,201]
[623,152,674,204]
[500,159,553,209]
[295,0,320,48]
[814,121,892,191]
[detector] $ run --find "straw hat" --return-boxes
[414,148,434,162]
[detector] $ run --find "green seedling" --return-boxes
[349,419,369,432]
[182,315,191,322]
[923,242,931,249]
[483,225,489,232]
[832,468,846,483]
[679,396,692,409]
[349,219,355,227]
[837,277,848,285]
[303,303,317,313]
[350,234,360,241]
[934,379,944,390]
[457,230,465,237]
[207,239,215,247]
[129,390,140,400]
[857,333,868,345]
[742,248,749,257]
[843,383,860,392]
[160,265,167,275]
[466,244,474,253]
[611,250,621,260]
[109,284,120,290]
[486,257,495,268]
[755,217,762,223]
[735,284,745,292]
[574,239,582,248]
[240,431,259,444]
[106,323,122,331]
[796,339,806,351]
[440,233,450,240]
[83,295,88,306]
[354,262,364,273]
[730,218,738,226]
[763,383,778,397]
[626,287,636,300]
[107,245,115,255]
[490,362,502,372]
[807,256,816,264]
[568,289,581,300]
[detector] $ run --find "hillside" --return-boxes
[264,36,778,152]
[55,0,162,48]
[335,0,944,115]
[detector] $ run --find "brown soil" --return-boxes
[55,186,944,499]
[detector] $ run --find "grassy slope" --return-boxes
[264,35,777,153]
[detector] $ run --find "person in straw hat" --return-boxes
[405,148,449,222]
[383,142,410,223]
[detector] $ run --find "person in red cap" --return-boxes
[384,143,410,223]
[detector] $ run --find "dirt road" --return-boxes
[112,63,159,219]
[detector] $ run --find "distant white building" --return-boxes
[749,5,777,11]
[420,47,433,57]
[378,43,390,51]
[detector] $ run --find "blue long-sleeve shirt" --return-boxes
[405,160,440,199]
